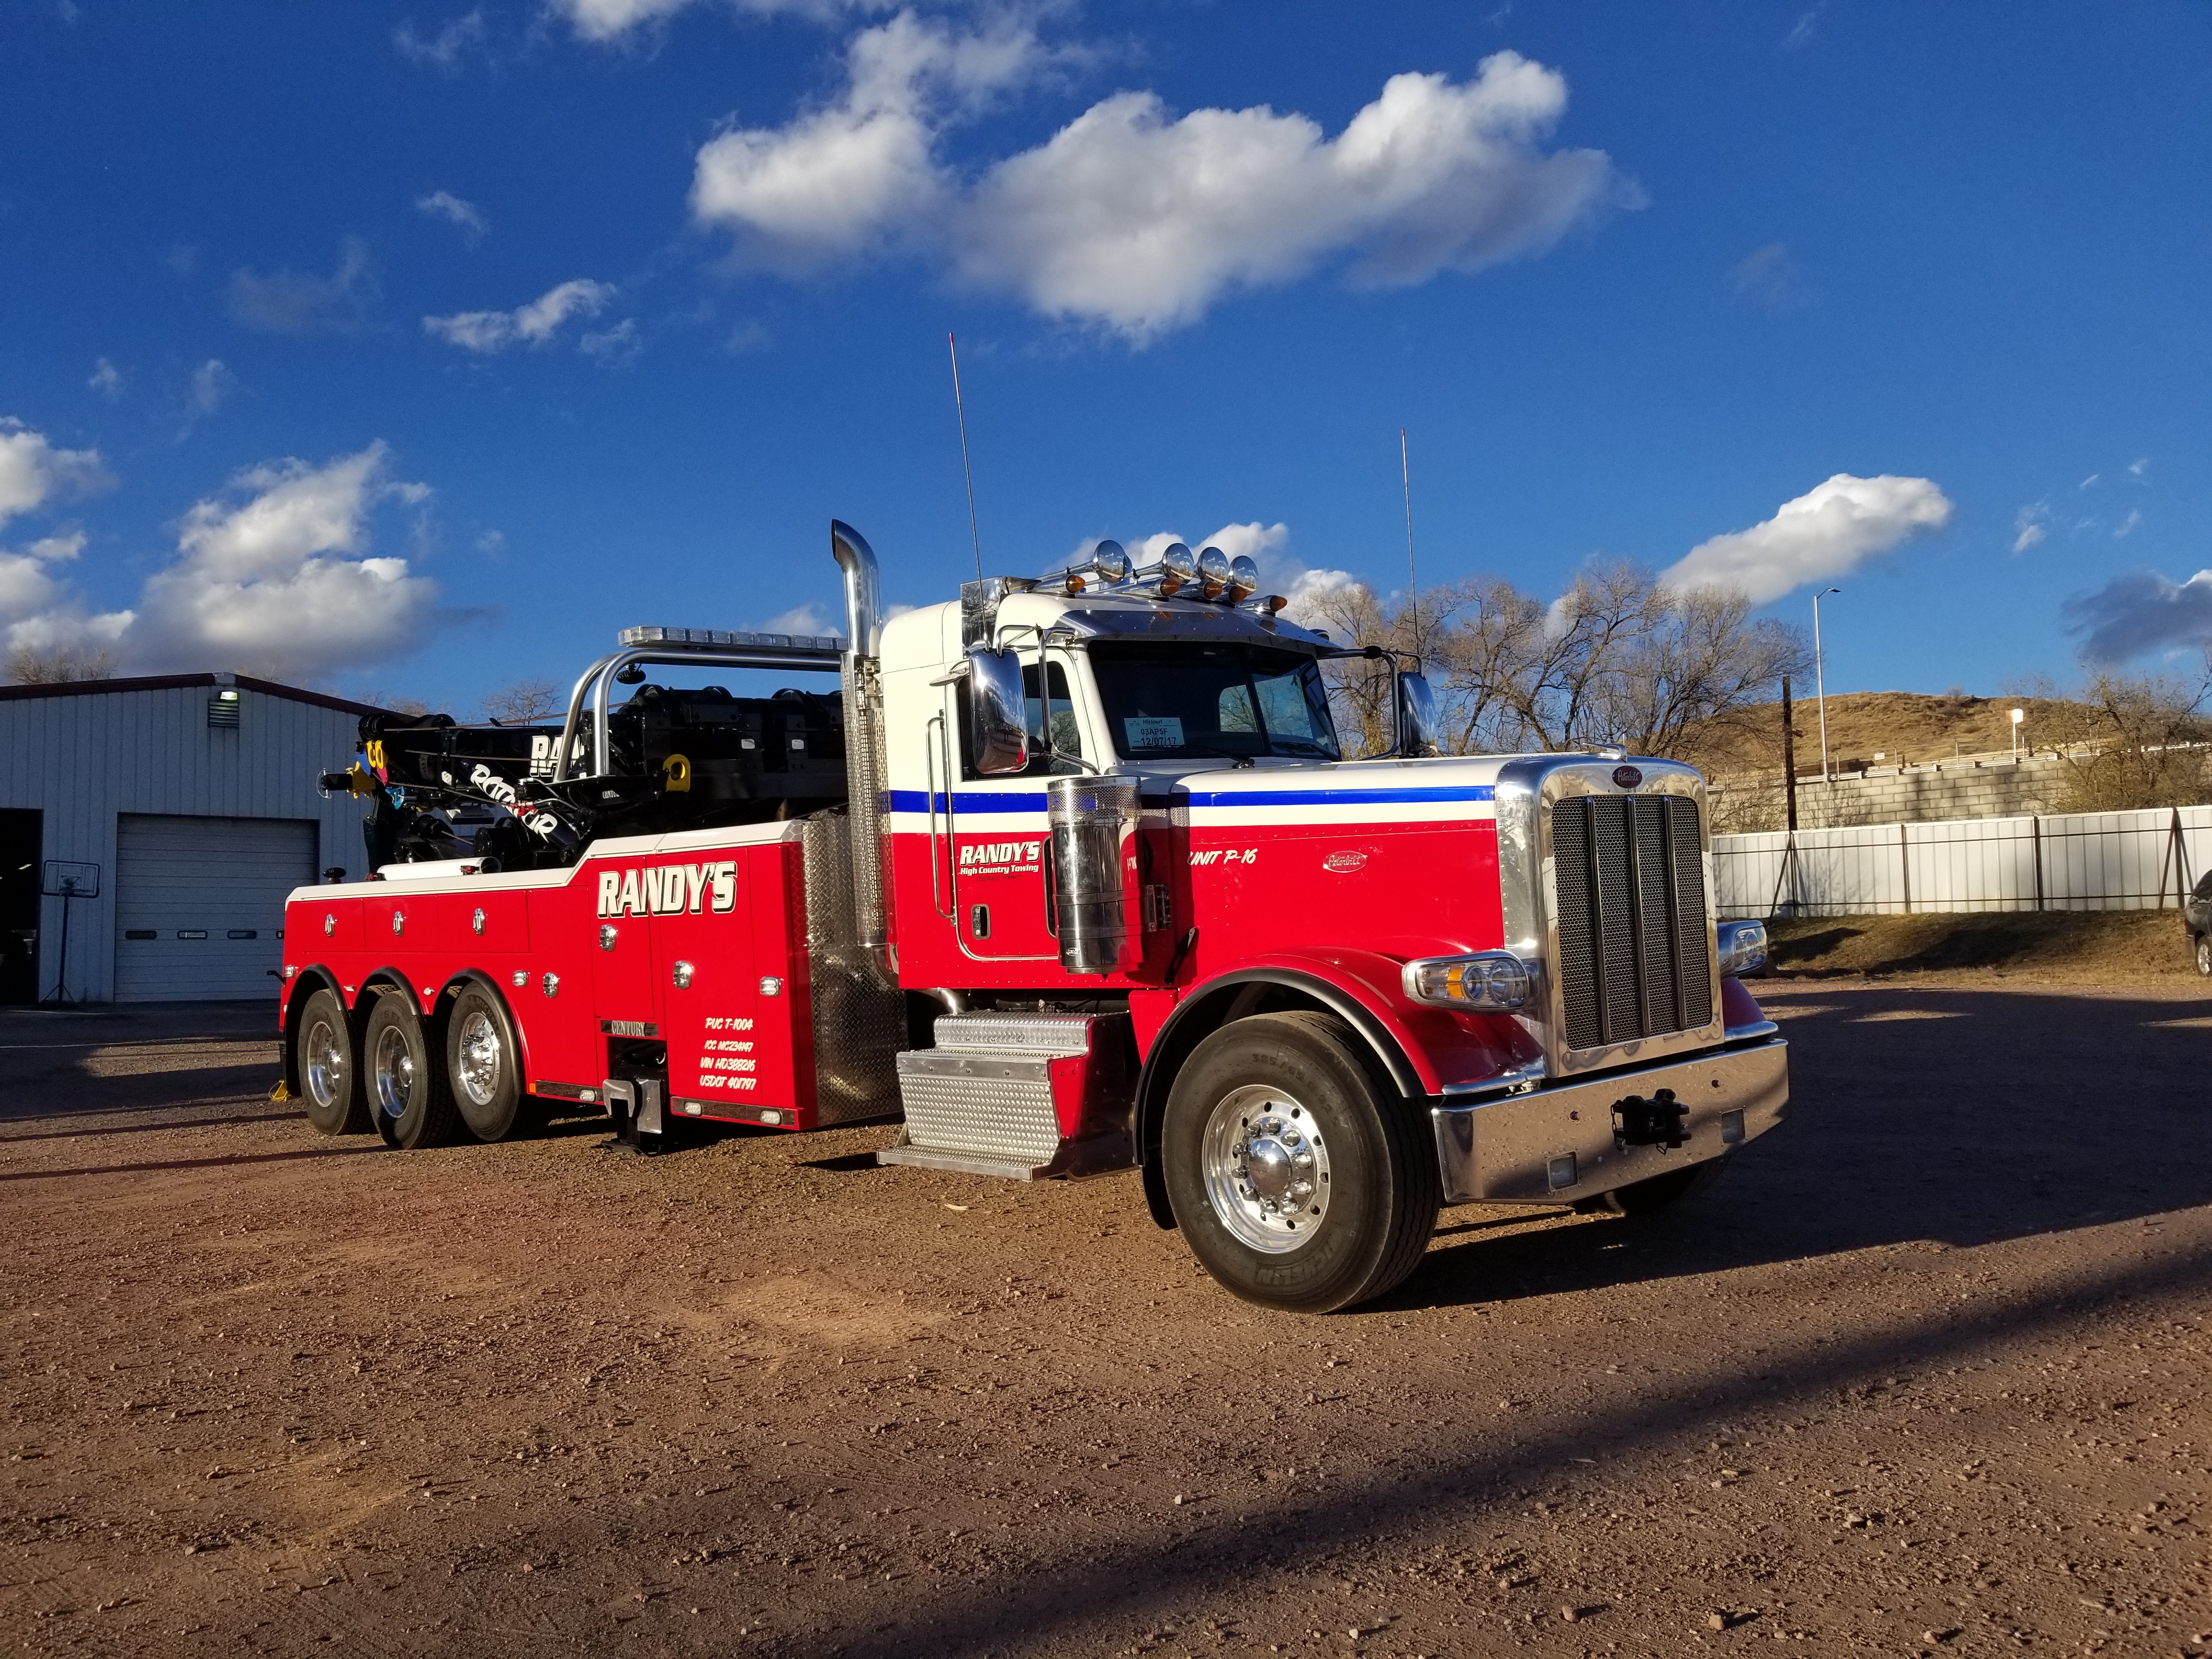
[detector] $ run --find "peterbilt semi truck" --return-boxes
[278,522,1786,1313]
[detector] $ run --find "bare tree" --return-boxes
[482,678,561,725]
[2035,668,2212,812]
[3,643,116,685]
[1300,562,1806,762]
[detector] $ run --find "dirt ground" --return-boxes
[1765,911,2205,985]
[4,976,2211,1659]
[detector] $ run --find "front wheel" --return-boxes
[365,992,458,1150]
[2194,932,2211,978]
[1161,1011,1439,1314]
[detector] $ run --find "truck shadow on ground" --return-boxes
[775,1238,2212,1659]
[1392,980,2212,1312]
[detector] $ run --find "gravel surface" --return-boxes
[4,979,2210,1658]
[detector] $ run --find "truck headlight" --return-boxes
[1716,918,1767,977]
[1402,951,1532,1011]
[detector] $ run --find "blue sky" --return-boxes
[2,0,2209,714]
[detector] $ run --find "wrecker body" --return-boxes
[280,523,1786,1312]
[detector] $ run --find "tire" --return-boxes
[364,991,459,1151]
[294,987,369,1136]
[1587,1153,1732,1217]
[2194,932,2211,978]
[445,984,534,1142]
[1161,1011,1440,1314]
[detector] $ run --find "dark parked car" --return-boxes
[2188,871,2212,976]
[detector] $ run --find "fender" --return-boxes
[1132,952,1433,1230]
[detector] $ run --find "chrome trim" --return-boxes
[1724,1017,1779,1042]
[1436,1059,1547,1099]
[1493,755,1724,1079]
[1432,1036,1786,1205]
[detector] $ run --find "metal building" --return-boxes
[0,673,373,1005]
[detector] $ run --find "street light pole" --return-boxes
[1813,587,1841,783]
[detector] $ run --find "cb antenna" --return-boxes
[1401,426,1419,655]
[949,330,983,581]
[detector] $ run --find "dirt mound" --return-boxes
[1679,690,2080,777]
[1764,909,2202,981]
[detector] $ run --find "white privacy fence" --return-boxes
[1711,804,2212,919]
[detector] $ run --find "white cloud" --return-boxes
[416,189,489,241]
[2067,568,2212,665]
[424,278,617,352]
[2012,501,2049,554]
[129,444,438,675]
[579,318,642,365]
[2114,507,2141,538]
[2129,456,2150,478]
[1660,474,1954,608]
[555,0,883,43]
[0,528,130,661]
[88,358,122,398]
[692,36,1627,340]
[0,419,110,529]
[760,602,833,636]
[190,359,234,417]
[229,238,376,334]
[692,12,1047,274]
[394,9,487,70]
[1731,242,1813,312]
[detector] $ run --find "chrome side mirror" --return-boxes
[1397,670,1441,758]
[967,645,1030,775]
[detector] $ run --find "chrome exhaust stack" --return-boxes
[831,520,895,986]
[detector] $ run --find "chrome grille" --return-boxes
[1551,794,1712,1051]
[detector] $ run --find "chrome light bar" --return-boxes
[1029,539,1274,611]
[618,624,847,656]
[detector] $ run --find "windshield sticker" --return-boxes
[1125,715,1184,749]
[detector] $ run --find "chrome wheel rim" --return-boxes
[371,1021,414,1120]
[1201,1084,1331,1255]
[454,1009,502,1107]
[2198,936,2211,977]
[303,1017,345,1112]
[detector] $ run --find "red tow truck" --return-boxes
[280,522,1785,1312]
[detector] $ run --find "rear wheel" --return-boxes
[2194,932,2210,977]
[294,987,368,1136]
[365,991,458,1150]
[1162,1011,1438,1314]
[445,984,533,1142]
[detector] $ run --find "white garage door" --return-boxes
[115,815,318,1002]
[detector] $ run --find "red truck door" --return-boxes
[588,850,665,1066]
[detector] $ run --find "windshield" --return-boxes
[1088,642,1341,761]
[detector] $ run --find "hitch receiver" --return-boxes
[1613,1087,1691,1150]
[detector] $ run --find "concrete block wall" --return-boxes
[1710,752,2069,832]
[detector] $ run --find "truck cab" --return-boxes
[279,523,1786,1314]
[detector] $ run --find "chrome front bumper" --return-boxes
[1431,1037,1787,1206]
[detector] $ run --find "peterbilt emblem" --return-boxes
[1322,850,1368,873]
[1612,765,1643,789]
